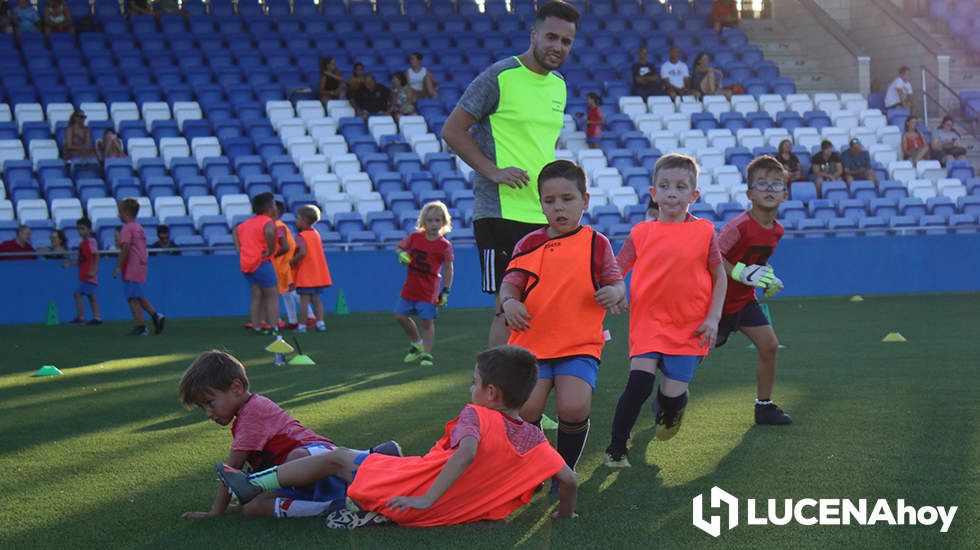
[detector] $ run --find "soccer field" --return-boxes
[1,293,977,548]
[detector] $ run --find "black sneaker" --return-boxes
[215,462,261,504]
[152,313,166,335]
[86,319,103,325]
[755,403,793,425]
[653,391,687,441]
[324,507,389,530]
[127,326,149,336]
[69,317,85,324]
[369,440,403,457]
[603,448,631,468]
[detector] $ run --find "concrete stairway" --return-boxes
[741,18,848,94]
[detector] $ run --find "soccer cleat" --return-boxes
[244,322,254,330]
[324,507,389,530]
[315,320,326,332]
[152,313,166,335]
[215,462,262,504]
[296,325,307,333]
[418,353,434,367]
[87,319,103,325]
[652,391,688,441]
[69,317,85,324]
[369,440,403,457]
[127,326,149,336]
[277,320,286,329]
[285,323,298,330]
[755,403,793,425]
[603,452,632,468]
[402,344,424,363]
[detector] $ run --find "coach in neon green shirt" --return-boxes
[443,1,580,346]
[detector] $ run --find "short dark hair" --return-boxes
[820,139,833,150]
[746,155,789,183]
[476,345,538,409]
[157,224,170,234]
[536,0,580,29]
[391,71,407,87]
[899,65,910,74]
[251,192,275,215]
[653,153,700,188]
[409,52,423,62]
[76,217,92,229]
[586,91,602,105]
[118,198,140,216]
[178,351,250,408]
[537,159,587,195]
[275,200,286,216]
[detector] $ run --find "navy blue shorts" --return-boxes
[394,297,437,320]
[716,300,770,348]
[632,352,703,383]
[243,261,277,289]
[76,281,98,296]
[538,356,599,389]
[297,286,327,296]
[276,443,349,503]
[123,281,144,299]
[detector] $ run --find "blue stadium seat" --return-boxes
[837,199,867,221]
[927,196,956,218]
[879,180,909,200]
[797,218,827,238]
[858,216,888,236]
[822,180,849,202]
[899,197,927,219]
[808,199,836,221]
[827,217,858,236]
[790,181,818,203]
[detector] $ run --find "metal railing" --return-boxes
[921,64,980,141]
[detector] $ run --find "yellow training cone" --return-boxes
[850,295,864,302]
[265,336,295,354]
[882,332,907,342]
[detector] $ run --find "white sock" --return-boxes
[281,292,298,324]
[412,339,423,348]
[756,399,773,406]
[307,302,315,319]
[274,497,335,518]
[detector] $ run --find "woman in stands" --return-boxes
[389,71,418,120]
[931,116,967,166]
[318,57,346,103]
[776,139,803,182]
[64,111,96,162]
[901,116,930,165]
[96,128,126,162]
[692,53,732,100]
[406,52,438,100]
[42,0,73,36]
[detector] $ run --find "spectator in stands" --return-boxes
[149,224,180,256]
[347,62,367,95]
[631,47,663,100]
[840,138,878,185]
[95,128,126,162]
[932,115,968,165]
[351,74,391,120]
[808,140,843,196]
[43,0,73,35]
[129,0,154,16]
[884,66,914,111]
[156,0,187,17]
[711,0,739,33]
[15,0,42,34]
[318,57,346,102]
[776,139,803,182]
[692,52,732,100]
[64,110,97,162]
[0,1,14,33]
[0,225,36,260]
[406,52,438,99]
[661,47,697,101]
[389,71,417,120]
[902,116,930,164]
[41,229,70,258]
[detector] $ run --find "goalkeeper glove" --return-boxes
[437,288,450,307]
[731,262,775,288]
[397,250,411,265]
[763,275,784,298]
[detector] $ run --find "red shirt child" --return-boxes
[717,211,784,315]
[398,231,454,303]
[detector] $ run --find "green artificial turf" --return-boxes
[0,294,977,549]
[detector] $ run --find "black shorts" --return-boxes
[716,300,771,348]
[473,217,546,294]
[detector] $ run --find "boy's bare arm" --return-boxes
[262,222,276,257]
[289,238,307,267]
[594,280,627,311]
[695,264,728,349]
[553,465,578,518]
[182,449,251,519]
[499,281,532,331]
[232,226,240,252]
[113,243,129,278]
[441,258,454,290]
[385,436,478,513]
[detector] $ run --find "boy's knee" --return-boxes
[285,448,311,462]
[759,339,779,359]
[242,498,273,518]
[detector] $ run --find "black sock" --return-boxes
[608,370,655,456]
[656,389,689,416]
[557,417,589,470]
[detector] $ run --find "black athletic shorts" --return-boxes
[473,217,546,294]
[715,300,771,348]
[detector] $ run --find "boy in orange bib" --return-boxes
[290,205,332,333]
[272,200,301,330]
[216,345,577,529]
[499,160,625,488]
[604,154,728,467]
[233,192,279,334]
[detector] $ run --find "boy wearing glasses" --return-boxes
[716,155,792,425]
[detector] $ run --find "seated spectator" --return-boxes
[156,0,187,18]
[406,52,438,99]
[318,57,346,102]
[389,71,417,119]
[15,0,41,34]
[884,66,914,111]
[0,225,36,260]
[40,229,70,259]
[631,47,663,99]
[661,47,698,100]
[64,110,97,161]
[347,62,367,95]
[809,139,843,196]
[129,0,154,16]
[776,139,803,182]
[0,1,14,33]
[931,115,967,165]
[692,53,732,100]
[901,116,930,164]
[43,0,73,35]
[840,138,878,185]
[150,224,180,256]
[351,74,391,119]
[95,128,126,162]
[711,0,739,33]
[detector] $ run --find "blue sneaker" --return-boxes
[215,462,261,504]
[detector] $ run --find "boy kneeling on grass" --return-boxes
[217,345,578,529]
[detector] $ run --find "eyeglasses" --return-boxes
[751,182,787,192]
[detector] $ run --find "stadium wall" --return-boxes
[1,234,977,325]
